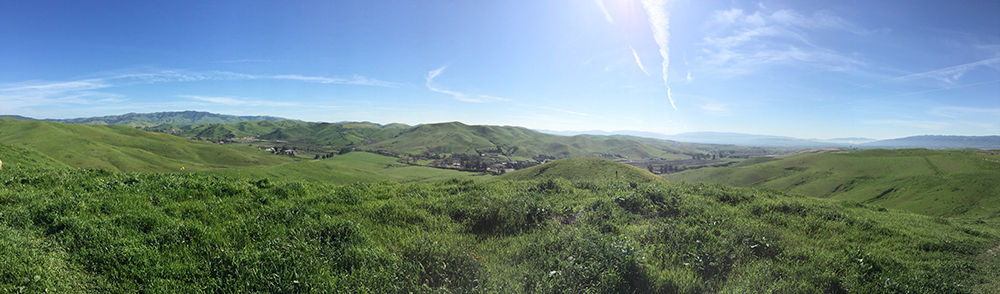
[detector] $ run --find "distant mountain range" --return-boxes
[3,111,996,149]
[537,130,998,149]
[2,111,290,127]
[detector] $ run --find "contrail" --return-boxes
[640,0,676,110]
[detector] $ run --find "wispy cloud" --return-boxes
[629,45,650,76]
[0,69,398,115]
[866,119,950,130]
[593,0,614,24]
[686,71,692,83]
[537,106,597,117]
[930,106,1000,118]
[667,87,676,110]
[699,102,729,115]
[892,57,1000,84]
[425,66,509,103]
[179,95,300,107]
[698,8,873,76]
[274,74,398,87]
[640,0,671,84]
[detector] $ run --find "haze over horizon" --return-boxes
[2,0,998,140]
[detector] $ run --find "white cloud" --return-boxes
[593,0,614,24]
[0,69,398,116]
[630,45,650,76]
[699,7,874,76]
[713,9,743,24]
[930,106,1000,117]
[538,106,594,117]
[179,95,300,107]
[892,57,1000,84]
[866,119,950,130]
[699,102,729,114]
[425,66,509,103]
[686,71,692,83]
[640,0,672,85]
[274,74,398,87]
[667,86,676,111]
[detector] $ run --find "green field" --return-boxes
[1,156,998,293]
[665,149,1000,218]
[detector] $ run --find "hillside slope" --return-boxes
[0,144,70,170]
[665,149,1000,217]
[0,120,291,172]
[369,122,701,160]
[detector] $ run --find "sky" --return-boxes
[1,0,998,139]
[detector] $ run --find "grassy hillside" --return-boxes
[0,120,292,173]
[1,164,997,292]
[201,152,488,184]
[259,122,407,146]
[0,144,70,170]
[665,149,1000,217]
[369,122,701,160]
[499,158,665,183]
[146,120,309,139]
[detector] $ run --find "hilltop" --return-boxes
[665,148,1000,217]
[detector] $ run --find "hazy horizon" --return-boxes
[2,1,998,139]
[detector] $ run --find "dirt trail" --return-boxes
[986,243,1000,256]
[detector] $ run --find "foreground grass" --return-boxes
[1,164,998,293]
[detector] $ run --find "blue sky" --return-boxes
[1,0,997,139]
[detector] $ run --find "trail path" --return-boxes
[986,243,1000,256]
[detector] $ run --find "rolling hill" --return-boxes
[665,149,1000,217]
[144,120,309,139]
[0,119,292,173]
[367,122,703,160]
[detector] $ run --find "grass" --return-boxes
[1,156,998,293]
[665,148,1000,218]
[0,120,293,173]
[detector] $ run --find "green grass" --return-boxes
[0,144,70,170]
[499,157,665,183]
[369,122,703,159]
[665,148,1000,218]
[201,152,490,184]
[0,120,292,173]
[2,156,998,293]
